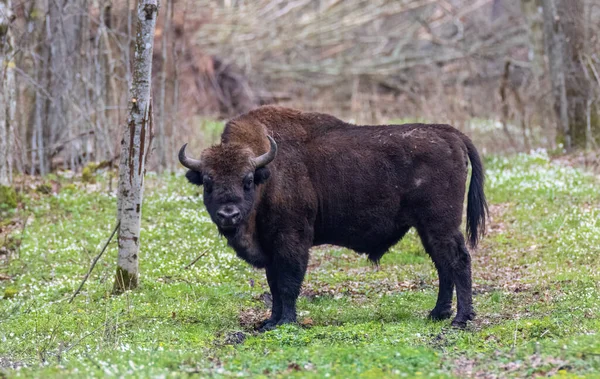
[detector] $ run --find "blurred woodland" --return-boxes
[1,0,599,181]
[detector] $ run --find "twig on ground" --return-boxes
[60,315,127,357]
[63,321,110,355]
[184,248,209,269]
[69,221,120,303]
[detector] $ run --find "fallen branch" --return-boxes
[184,248,209,270]
[69,221,120,303]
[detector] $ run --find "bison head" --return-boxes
[178,136,277,233]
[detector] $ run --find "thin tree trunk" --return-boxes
[521,0,545,79]
[101,0,118,161]
[157,0,172,173]
[93,4,111,162]
[542,0,595,150]
[81,0,94,167]
[0,0,16,186]
[33,55,46,176]
[499,61,518,151]
[16,78,26,176]
[542,0,569,149]
[170,0,188,169]
[113,0,159,294]
[6,35,15,184]
[171,53,180,169]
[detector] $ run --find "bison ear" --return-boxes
[185,170,203,186]
[254,167,271,184]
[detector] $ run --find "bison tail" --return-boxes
[464,137,488,249]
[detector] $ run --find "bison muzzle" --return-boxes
[179,106,488,330]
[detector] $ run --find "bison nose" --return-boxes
[216,205,241,225]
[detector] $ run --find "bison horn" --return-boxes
[252,135,277,168]
[178,144,203,171]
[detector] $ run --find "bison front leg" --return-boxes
[257,255,308,331]
[259,247,309,331]
[276,253,309,326]
[258,266,282,331]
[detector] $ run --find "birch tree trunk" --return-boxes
[0,0,16,186]
[113,0,159,294]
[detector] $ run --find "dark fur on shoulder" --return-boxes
[181,105,488,330]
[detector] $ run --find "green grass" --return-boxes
[1,151,600,378]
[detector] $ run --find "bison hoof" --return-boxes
[276,317,296,327]
[428,307,453,321]
[450,312,476,329]
[257,318,278,332]
[256,317,296,332]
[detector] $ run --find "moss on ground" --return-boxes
[0,185,17,209]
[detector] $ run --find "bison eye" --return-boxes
[203,176,214,193]
[243,173,254,191]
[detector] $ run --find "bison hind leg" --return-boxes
[418,228,475,328]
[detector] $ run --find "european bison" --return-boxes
[179,106,487,330]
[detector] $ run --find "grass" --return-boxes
[1,150,600,378]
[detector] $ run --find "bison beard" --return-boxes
[179,106,488,330]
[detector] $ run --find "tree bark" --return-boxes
[113,0,159,294]
[0,0,16,186]
[542,0,596,150]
